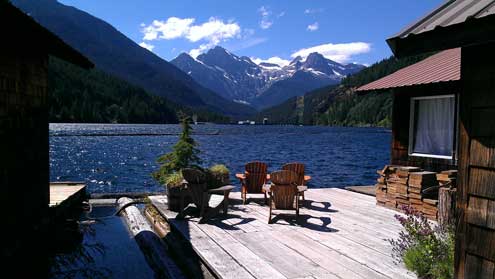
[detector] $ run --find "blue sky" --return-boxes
[59,0,442,66]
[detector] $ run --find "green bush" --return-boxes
[206,164,230,189]
[209,164,229,175]
[389,206,454,279]
[164,172,184,188]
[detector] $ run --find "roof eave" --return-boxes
[387,14,495,58]
[357,79,460,95]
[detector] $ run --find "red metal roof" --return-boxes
[356,48,460,92]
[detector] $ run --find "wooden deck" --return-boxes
[49,182,86,208]
[149,188,415,279]
[344,185,376,196]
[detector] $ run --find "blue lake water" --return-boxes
[49,124,391,194]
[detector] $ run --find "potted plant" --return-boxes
[208,164,230,188]
[163,172,185,211]
[152,115,201,211]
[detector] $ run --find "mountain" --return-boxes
[48,57,229,124]
[256,53,432,126]
[171,47,365,109]
[171,47,269,103]
[250,70,335,109]
[12,0,255,118]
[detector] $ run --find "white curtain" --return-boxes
[413,97,455,157]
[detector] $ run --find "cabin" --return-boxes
[358,48,461,172]
[358,0,495,278]
[0,2,92,276]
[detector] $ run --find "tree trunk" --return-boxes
[117,197,185,279]
[438,187,456,229]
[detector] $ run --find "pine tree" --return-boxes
[152,115,201,184]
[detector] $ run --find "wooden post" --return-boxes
[438,187,456,229]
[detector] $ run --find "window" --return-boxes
[409,95,456,159]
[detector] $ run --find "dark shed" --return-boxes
[0,2,92,276]
[361,0,495,277]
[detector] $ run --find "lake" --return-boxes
[49,123,391,194]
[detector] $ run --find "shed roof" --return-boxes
[387,0,495,57]
[1,3,93,68]
[356,48,460,92]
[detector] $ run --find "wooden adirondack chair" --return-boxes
[267,170,300,224]
[240,161,268,204]
[282,162,308,201]
[181,168,234,223]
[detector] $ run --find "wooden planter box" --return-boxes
[166,184,190,212]
[215,173,230,186]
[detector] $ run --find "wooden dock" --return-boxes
[149,188,415,279]
[49,182,86,208]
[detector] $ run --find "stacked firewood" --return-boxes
[437,170,458,188]
[375,165,457,220]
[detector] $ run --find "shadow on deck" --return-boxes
[149,188,414,279]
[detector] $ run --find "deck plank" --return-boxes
[150,189,415,279]
[49,183,86,207]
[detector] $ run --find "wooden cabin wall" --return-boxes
[390,84,458,172]
[455,42,495,279]
[0,51,50,275]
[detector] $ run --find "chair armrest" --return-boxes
[208,185,235,194]
[262,183,272,193]
[297,185,308,192]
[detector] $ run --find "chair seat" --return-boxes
[263,184,307,193]
[208,185,235,194]
[208,194,225,208]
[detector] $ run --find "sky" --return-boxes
[59,0,443,66]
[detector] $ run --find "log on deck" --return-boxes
[149,188,415,279]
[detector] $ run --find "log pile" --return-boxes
[375,165,457,220]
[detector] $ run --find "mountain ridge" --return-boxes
[171,47,365,109]
[12,0,255,118]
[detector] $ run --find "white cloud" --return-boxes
[142,17,194,40]
[229,37,268,52]
[141,17,241,57]
[304,8,324,14]
[252,56,290,67]
[258,6,273,29]
[307,22,319,32]
[142,17,240,43]
[186,18,241,43]
[291,42,371,63]
[189,44,211,58]
[139,42,155,51]
[277,11,286,18]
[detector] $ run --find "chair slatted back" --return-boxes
[282,163,305,185]
[182,168,207,208]
[245,161,268,174]
[270,170,299,210]
[244,161,268,194]
[245,172,267,194]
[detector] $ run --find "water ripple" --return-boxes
[49,124,391,193]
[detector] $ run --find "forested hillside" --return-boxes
[256,53,431,127]
[48,58,228,123]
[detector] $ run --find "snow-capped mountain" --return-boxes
[171,46,365,109]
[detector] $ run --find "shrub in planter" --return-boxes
[164,172,185,212]
[152,115,200,211]
[389,206,454,279]
[208,164,230,188]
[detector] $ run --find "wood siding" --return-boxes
[0,50,50,275]
[456,43,495,279]
[390,83,459,172]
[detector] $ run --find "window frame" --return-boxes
[408,94,457,160]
